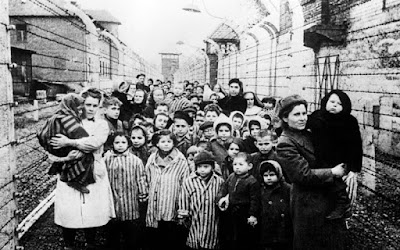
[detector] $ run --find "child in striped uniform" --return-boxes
[145,129,191,249]
[103,132,148,249]
[166,81,191,116]
[178,150,224,250]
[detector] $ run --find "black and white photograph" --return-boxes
[0,0,400,249]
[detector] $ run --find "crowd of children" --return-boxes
[94,75,293,250]
[48,74,360,250]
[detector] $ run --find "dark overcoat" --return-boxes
[276,128,347,250]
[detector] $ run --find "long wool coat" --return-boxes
[276,128,347,250]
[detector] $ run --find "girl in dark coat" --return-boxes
[259,160,292,250]
[218,78,247,116]
[307,89,363,219]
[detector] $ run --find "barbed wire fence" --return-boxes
[0,0,163,249]
[177,3,400,249]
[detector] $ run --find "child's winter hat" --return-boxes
[130,125,149,143]
[320,89,352,115]
[259,160,283,180]
[174,110,194,126]
[194,150,215,167]
[182,105,197,115]
[199,121,214,131]
[213,114,233,133]
[229,111,246,126]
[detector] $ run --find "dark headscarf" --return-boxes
[57,93,84,121]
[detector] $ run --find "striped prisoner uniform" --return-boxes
[145,148,190,228]
[178,172,224,249]
[104,150,148,221]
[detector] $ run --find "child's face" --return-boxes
[131,129,146,148]
[196,163,213,179]
[205,111,218,122]
[263,170,278,186]
[196,87,204,95]
[190,97,199,104]
[250,125,261,137]
[154,105,168,116]
[232,117,243,130]
[173,84,184,96]
[134,90,145,104]
[157,135,174,152]
[155,115,169,129]
[204,127,214,139]
[105,104,120,120]
[210,95,218,103]
[174,118,189,138]
[233,156,251,175]
[227,143,240,158]
[113,135,129,153]
[153,89,164,103]
[229,83,240,96]
[195,115,204,127]
[255,135,275,154]
[325,93,343,114]
[217,125,231,141]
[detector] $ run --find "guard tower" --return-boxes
[160,53,180,83]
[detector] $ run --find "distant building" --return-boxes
[11,46,35,97]
[160,53,180,83]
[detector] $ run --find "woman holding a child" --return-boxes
[275,94,350,250]
[49,88,115,250]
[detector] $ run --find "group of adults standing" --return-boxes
[46,75,360,250]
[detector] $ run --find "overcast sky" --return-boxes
[78,0,240,66]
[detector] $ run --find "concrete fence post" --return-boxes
[0,0,19,249]
[33,100,39,122]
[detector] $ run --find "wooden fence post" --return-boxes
[0,1,19,249]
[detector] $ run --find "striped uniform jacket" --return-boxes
[145,148,190,228]
[167,95,191,115]
[178,172,224,249]
[104,150,148,221]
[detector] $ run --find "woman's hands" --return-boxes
[50,134,73,149]
[343,171,358,205]
[47,150,84,163]
[331,163,346,178]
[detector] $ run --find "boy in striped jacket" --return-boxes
[178,150,224,250]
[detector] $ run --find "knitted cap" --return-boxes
[277,95,307,119]
[194,150,215,167]
[174,110,194,126]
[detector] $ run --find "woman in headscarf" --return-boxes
[50,88,115,250]
[243,91,263,118]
